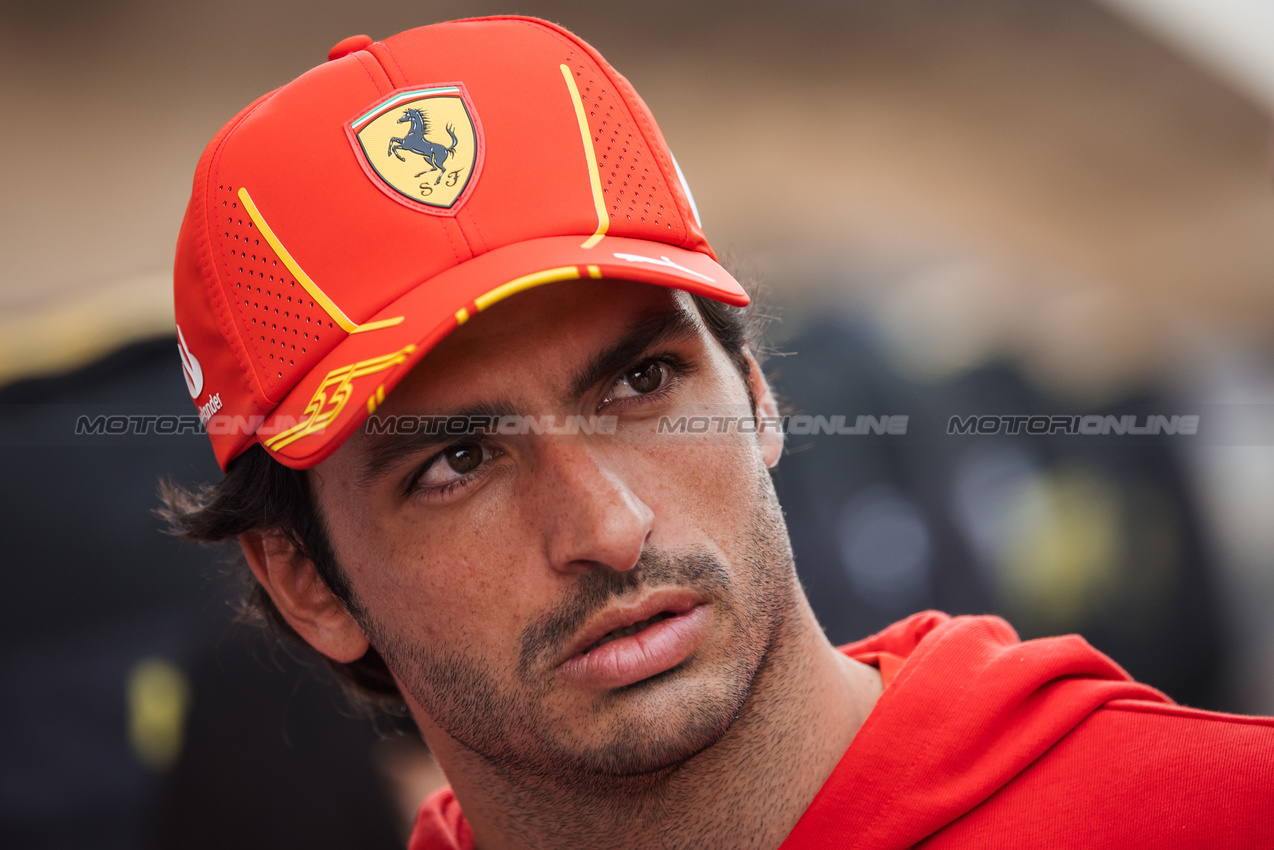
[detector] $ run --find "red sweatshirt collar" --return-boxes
[781,612,1170,849]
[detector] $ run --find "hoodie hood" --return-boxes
[780,612,1170,849]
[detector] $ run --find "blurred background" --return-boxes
[3,0,1274,847]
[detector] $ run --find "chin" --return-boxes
[544,662,755,783]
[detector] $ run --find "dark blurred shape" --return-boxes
[773,316,1227,710]
[148,618,405,850]
[0,339,405,850]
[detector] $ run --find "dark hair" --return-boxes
[159,289,769,713]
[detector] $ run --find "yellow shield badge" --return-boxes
[348,85,481,211]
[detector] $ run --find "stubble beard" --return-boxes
[366,473,798,792]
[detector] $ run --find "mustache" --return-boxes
[517,549,732,674]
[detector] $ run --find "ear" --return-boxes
[239,531,370,663]
[744,349,784,469]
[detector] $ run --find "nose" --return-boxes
[530,439,654,575]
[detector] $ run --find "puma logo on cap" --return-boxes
[177,325,204,399]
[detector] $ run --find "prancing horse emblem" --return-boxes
[388,108,459,185]
[349,85,481,211]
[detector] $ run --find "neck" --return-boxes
[417,595,882,850]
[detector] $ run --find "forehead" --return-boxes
[383,279,698,412]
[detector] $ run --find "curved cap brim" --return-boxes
[250,235,749,469]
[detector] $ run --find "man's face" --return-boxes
[310,280,797,784]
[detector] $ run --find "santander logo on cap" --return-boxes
[176,325,204,399]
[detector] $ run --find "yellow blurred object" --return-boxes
[126,657,191,772]
[998,467,1125,627]
[0,272,173,388]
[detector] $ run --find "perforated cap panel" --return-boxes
[214,183,336,401]
[563,52,689,247]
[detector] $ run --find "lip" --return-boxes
[556,591,709,689]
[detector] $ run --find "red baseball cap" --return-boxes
[174,16,749,471]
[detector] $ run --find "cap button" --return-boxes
[328,34,373,61]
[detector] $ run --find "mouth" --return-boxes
[557,594,711,689]
[582,611,678,654]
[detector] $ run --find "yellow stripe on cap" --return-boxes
[559,65,608,250]
[243,187,407,336]
[240,188,404,336]
[238,188,360,333]
[473,267,582,313]
[351,316,405,334]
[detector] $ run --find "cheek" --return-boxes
[644,438,769,549]
[644,356,771,547]
[335,499,546,650]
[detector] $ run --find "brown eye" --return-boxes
[606,359,672,404]
[417,442,492,491]
[444,443,483,475]
[626,361,665,395]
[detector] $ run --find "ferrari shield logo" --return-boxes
[348,85,481,211]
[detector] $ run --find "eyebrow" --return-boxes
[566,302,699,400]
[354,301,702,490]
[355,399,516,490]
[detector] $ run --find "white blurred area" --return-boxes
[3,0,1274,711]
[1102,0,1274,110]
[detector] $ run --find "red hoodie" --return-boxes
[409,613,1274,849]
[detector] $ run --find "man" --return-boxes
[164,16,1273,849]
